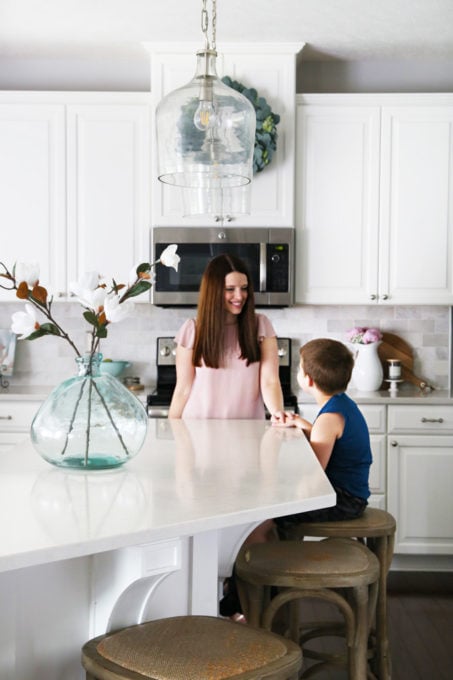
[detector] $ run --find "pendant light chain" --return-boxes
[200,0,216,52]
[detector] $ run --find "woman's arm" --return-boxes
[168,345,196,418]
[259,336,284,418]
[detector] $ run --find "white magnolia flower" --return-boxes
[15,262,40,287]
[69,271,100,297]
[104,292,135,323]
[11,303,39,339]
[70,272,107,311]
[159,244,180,272]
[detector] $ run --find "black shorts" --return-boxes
[274,486,367,533]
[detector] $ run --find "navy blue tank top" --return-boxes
[317,393,372,500]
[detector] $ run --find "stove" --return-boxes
[147,337,299,418]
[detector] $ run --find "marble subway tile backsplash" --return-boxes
[0,303,450,391]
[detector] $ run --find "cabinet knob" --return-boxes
[421,417,444,423]
[381,294,389,300]
[369,294,377,300]
[390,440,398,447]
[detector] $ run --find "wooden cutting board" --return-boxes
[378,332,432,390]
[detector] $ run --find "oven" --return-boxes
[147,336,299,418]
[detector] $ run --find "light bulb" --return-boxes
[194,100,217,131]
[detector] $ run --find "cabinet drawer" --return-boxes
[0,401,40,431]
[388,405,453,433]
[298,403,386,433]
[359,405,386,433]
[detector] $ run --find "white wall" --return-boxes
[298,58,453,93]
[1,54,453,93]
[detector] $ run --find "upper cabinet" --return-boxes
[0,100,66,299]
[66,99,150,290]
[0,92,151,299]
[147,43,303,227]
[295,94,453,305]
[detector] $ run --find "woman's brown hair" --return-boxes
[193,254,260,368]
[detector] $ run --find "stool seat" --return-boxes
[285,507,396,542]
[82,615,302,680]
[237,537,379,589]
[236,538,380,680]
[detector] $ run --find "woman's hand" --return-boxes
[272,411,313,434]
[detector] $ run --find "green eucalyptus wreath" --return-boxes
[222,76,280,174]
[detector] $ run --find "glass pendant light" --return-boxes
[156,0,256,197]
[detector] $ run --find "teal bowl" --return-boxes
[99,360,131,377]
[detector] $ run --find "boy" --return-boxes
[274,337,372,529]
[219,338,372,619]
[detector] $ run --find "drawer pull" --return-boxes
[421,417,444,423]
[0,415,13,420]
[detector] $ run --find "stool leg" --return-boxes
[374,536,391,680]
[239,579,265,628]
[351,585,369,680]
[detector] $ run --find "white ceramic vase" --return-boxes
[351,341,383,392]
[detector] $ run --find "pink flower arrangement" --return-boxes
[346,326,383,344]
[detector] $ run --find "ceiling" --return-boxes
[2,0,453,63]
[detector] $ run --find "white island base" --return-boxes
[0,419,335,680]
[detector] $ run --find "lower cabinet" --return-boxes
[387,435,453,555]
[387,404,453,555]
[0,400,41,452]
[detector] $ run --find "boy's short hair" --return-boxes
[300,338,354,394]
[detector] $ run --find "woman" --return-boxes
[168,253,284,420]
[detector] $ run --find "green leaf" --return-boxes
[126,280,152,299]
[27,323,61,340]
[83,310,99,327]
[96,326,108,339]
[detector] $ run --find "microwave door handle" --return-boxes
[259,244,267,292]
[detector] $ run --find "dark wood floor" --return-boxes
[292,572,453,679]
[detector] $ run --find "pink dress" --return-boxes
[175,314,276,419]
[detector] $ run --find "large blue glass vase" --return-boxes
[30,353,148,470]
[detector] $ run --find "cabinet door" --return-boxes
[66,103,150,293]
[295,103,380,304]
[0,104,66,298]
[379,106,453,304]
[387,435,453,554]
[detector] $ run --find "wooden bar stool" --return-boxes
[282,507,396,680]
[82,615,302,680]
[235,538,380,680]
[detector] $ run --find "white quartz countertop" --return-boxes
[0,419,335,574]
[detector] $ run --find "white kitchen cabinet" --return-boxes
[295,101,381,304]
[147,43,302,227]
[295,94,453,305]
[0,399,40,452]
[0,92,151,300]
[379,105,453,304]
[66,101,150,291]
[361,405,387,508]
[0,101,66,299]
[387,404,453,555]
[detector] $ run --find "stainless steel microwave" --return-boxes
[151,226,295,307]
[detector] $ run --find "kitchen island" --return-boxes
[0,418,334,680]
